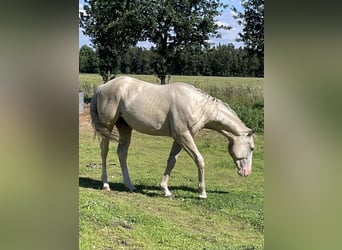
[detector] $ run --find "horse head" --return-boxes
[226,128,256,177]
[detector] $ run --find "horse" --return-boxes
[90,76,255,199]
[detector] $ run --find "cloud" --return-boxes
[210,5,244,47]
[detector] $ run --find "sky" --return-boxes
[79,0,244,49]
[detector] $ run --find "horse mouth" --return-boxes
[236,159,251,177]
[238,168,251,177]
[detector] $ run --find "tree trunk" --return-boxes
[101,70,111,82]
[159,75,166,85]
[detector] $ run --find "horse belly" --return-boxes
[122,112,171,136]
[119,89,173,136]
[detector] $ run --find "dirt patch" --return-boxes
[79,104,92,130]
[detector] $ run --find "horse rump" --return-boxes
[89,87,119,141]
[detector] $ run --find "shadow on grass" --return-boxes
[79,177,127,192]
[79,177,228,198]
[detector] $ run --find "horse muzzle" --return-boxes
[238,167,251,177]
[235,159,252,177]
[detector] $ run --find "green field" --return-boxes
[79,74,264,249]
[79,73,264,86]
[79,74,263,99]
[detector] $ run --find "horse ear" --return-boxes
[247,127,257,136]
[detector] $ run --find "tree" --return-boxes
[79,45,98,73]
[80,0,229,83]
[232,0,264,76]
[80,0,144,81]
[117,44,265,77]
[141,0,228,84]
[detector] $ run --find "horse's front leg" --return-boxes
[160,141,183,198]
[180,132,207,199]
[116,122,136,192]
[100,137,111,191]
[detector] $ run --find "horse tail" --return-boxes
[90,86,119,141]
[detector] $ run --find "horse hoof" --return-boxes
[198,194,207,199]
[103,183,111,191]
[165,195,174,200]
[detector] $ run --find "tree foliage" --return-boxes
[233,0,264,55]
[79,43,263,77]
[79,45,98,73]
[232,0,264,75]
[80,0,144,81]
[117,44,263,77]
[120,47,153,75]
[80,0,228,83]
[140,0,228,84]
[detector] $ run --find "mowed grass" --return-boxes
[79,74,264,249]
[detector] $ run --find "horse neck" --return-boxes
[205,100,249,136]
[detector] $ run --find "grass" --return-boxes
[80,127,264,249]
[118,74,264,88]
[79,73,264,86]
[79,73,264,249]
[79,73,263,101]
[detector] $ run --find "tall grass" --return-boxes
[208,84,264,133]
[79,74,103,103]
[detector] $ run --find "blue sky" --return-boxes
[79,0,244,48]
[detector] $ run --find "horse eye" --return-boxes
[251,146,255,151]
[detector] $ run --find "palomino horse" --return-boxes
[90,76,255,199]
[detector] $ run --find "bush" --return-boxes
[230,102,264,133]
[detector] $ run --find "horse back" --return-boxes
[97,76,213,136]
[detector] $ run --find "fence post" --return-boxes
[79,91,84,113]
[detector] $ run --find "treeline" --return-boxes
[80,43,263,77]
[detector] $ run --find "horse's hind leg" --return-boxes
[116,119,136,192]
[100,137,111,191]
[160,141,183,198]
